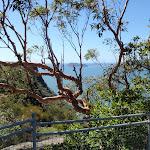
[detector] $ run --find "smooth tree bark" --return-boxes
[101,0,130,92]
[0,0,90,114]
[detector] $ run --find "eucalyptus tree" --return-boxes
[0,0,90,114]
[86,0,130,92]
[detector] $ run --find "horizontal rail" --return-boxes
[0,119,33,130]
[37,113,147,126]
[37,120,148,137]
[0,127,33,139]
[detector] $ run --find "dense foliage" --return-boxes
[48,37,149,149]
[0,0,149,149]
[0,65,77,149]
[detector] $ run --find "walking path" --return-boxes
[2,136,64,150]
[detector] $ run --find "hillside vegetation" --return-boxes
[0,65,77,124]
[0,65,78,148]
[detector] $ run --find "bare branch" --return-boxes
[0,83,69,103]
[0,0,90,115]
[61,32,80,57]
[101,0,116,36]
[4,22,24,50]
[23,65,54,77]
[116,0,129,35]
[1,18,21,61]
[0,37,15,52]
[101,0,129,92]
[0,61,53,72]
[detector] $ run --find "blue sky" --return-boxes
[0,0,150,64]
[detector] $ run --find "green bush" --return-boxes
[0,66,77,149]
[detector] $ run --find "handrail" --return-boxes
[37,113,147,126]
[0,118,33,130]
[37,120,148,137]
[0,112,149,150]
[0,127,33,139]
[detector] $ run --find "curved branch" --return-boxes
[101,0,129,91]
[24,62,53,72]
[1,7,21,61]
[116,0,129,35]
[59,70,83,98]
[0,61,20,67]
[59,70,79,83]
[55,72,74,96]
[23,64,54,76]
[72,99,90,114]
[4,21,24,49]
[0,83,43,101]
[76,97,89,108]
[101,0,116,36]
[0,61,54,72]
[0,0,90,115]
[0,83,69,103]
[0,83,90,114]
[108,49,124,91]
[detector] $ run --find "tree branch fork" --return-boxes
[0,60,90,114]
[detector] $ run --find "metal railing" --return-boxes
[0,113,150,150]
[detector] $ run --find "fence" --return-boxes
[0,112,150,150]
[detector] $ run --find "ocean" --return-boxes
[40,63,149,94]
[40,63,105,94]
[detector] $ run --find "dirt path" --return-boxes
[2,136,64,150]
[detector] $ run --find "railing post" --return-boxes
[148,113,150,150]
[32,112,36,150]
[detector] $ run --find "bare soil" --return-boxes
[2,136,64,150]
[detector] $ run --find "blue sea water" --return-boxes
[40,63,149,94]
[40,63,105,94]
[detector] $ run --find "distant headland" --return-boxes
[67,63,88,67]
